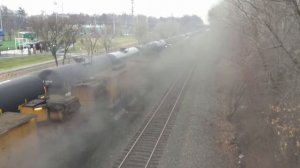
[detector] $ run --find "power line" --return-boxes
[0,6,2,31]
[131,0,134,16]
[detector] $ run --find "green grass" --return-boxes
[112,36,138,47]
[0,36,138,72]
[0,40,16,50]
[0,55,52,71]
[70,36,138,52]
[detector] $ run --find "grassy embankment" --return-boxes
[0,55,52,72]
[0,36,138,72]
[70,36,138,52]
[0,40,16,51]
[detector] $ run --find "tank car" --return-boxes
[138,40,167,55]
[38,64,88,95]
[0,76,44,112]
[106,47,139,70]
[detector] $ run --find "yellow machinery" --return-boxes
[103,68,126,109]
[47,95,80,121]
[0,112,37,167]
[71,80,105,107]
[20,99,48,122]
[106,75,121,109]
[20,95,80,122]
[72,68,126,110]
[102,69,126,109]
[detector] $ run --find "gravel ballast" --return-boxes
[158,53,229,168]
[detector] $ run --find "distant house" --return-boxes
[15,32,37,49]
[82,24,105,34]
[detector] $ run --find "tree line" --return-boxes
[209,1,300,167]
[1,5,204,66]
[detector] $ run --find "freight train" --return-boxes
[0,33,200,166]
[0,39,169,119]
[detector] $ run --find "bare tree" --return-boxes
[80,25,101,63]
[17,7,26,29]
[38,14,67,66]
[210,1,300,166]
[1,6,17,40]
[135,15,148,43]
[101,25,113,53]
[61,23,81,64]
[28,14,44,40]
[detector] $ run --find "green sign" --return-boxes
[23,33,36,40]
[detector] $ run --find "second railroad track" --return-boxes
[113,66,196,168]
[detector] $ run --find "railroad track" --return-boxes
[0,61,56,81]
[113,66,195,168]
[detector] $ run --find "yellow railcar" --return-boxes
[0,112,37,167]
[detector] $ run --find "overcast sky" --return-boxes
[1,0,221,23]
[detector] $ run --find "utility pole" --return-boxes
[0,7,3,31]
[54,1,58,24]
[131,0,134,34]
[113,15,116,35]
[131,0,134,16]
[62,0,64,13]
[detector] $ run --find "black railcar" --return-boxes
[0,76,44,112]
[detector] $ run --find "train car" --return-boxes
[107,47,139,70]
[121,47,139,57]
[0,39,169,116]
[0,112,37,167]
[87,55,113,76]
[157,40,167,48]
[38,64,88,95]
[0,76,45,112]
[138,40,167,55]
[107,47,139,62]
